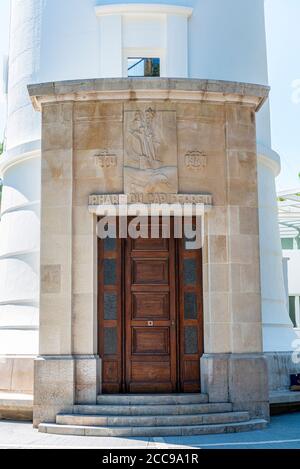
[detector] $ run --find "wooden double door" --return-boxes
[98,219,203,394]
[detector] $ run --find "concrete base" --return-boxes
[269,390,300,416]
[265,351,300,391]
[33,355,100,427]
[0,392,33,421]
[269,390,300,404]
[0,356,34,394]
[75,355,101,404]
[201,353,270,421]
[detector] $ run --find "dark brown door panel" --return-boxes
[98,217,204,394]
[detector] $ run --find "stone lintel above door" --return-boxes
[88,193,213,215]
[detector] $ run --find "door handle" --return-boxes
[147,321,154,327]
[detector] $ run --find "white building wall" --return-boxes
[96,3,192,78]
[100,15,123,77]
[186,0,296,350]
[0,0,42,361]
[0,0,100,362]
[0,0,295,379]
[258,159,296,351]
[284,250,300,296]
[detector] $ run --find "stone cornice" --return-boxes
[27,78,270,113]
[94,3,193,18]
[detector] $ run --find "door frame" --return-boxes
[98,217,204,393]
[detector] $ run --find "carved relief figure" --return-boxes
[125,166,174,193]
[124,108,178,194]
[128,108,161,170]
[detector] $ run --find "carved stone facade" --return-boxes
[28,78,270,426]
[124,106,178,194]
[185,151,207,170]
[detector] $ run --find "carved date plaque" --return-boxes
[185,151,207,170]
[94,150,117,169]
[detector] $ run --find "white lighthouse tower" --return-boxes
[0,0,297,399]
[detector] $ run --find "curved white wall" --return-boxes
[0,0,101,363]
[258,155,296,350]
[0,0,294,375]
[0,0,43,362]
[186,0,296,351]
[0,154,40,355]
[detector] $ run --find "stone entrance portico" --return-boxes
[28,78,270,430]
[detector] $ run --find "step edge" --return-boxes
[96,394,208,397]
[40,418,267,432]
[57,411,249,419]
[97,398,210,406]
[73,403,232,409]
[76,402,230,406]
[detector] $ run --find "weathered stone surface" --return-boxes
[31,79,267,427]
[228,354,269,420]
[0,357,34,394]
[201,354,230,403]
[124,107,178,194]
[266,351,300,391]
[269,390,300,404]
[28,78,270,112]
[73,402,232,416]
[75,356,100,404]
[201,353,269,420]
[0,392,33,421]
[38,418,267,437]
[41,265,61,294]
[33,357,75,426]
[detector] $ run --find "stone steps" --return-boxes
[56,411,249,427]
[38,394,268,437]
[39,419,268,437]
[96,393,209,405]
[72,402,233,416]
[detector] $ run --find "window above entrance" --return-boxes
[127,57,160,77]
[95,3,193,78]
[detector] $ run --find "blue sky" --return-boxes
[265,0,300,190]
[0,0,299,190]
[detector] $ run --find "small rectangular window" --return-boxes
[184,259,197,285]
[104,259,116,286]
[104,293,117,320]
[104,237,117,252]
[104,327,118,355]
[184,326,198,355]
[128,58,160,77]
